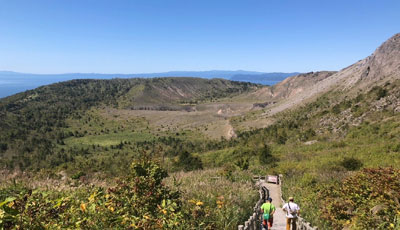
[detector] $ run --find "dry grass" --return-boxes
[166,168,259,229]
[98,99,267,140]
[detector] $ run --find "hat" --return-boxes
[288,197,294,201]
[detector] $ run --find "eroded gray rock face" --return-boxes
[323,33,400,91]
[262,33,400,116]
[360,33,400,82]
[271,71,337,99]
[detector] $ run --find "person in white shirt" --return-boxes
[282,197,300,230]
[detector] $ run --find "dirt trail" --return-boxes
[260,180,287,230]
[226,121,237,139]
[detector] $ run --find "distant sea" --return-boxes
[0,73,74,98]
[0,85,36,98]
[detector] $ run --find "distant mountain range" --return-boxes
[230,72,301,85]
[0,70,300,98]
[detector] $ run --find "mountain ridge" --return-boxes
[1,33,400,171]
[0,70,300,98]
[261,33,400,116]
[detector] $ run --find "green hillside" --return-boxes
[0,77,264,229]
[236,81,400,229]
[0,77,259,172]
[1,76,400,229]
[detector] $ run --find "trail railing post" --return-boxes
[239,178,277,230]
[252,213,257,230]
[245,220,249,230]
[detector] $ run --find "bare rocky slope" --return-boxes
[264,33,400,115]
[247,71,336,105]
[271,71,337,99]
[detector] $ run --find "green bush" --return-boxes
[0,143,7,152]
[258,144,273,165]
[0,157,185,229]
[370,86,387,100]
[235,158,250,170]
[319,168,400,230]
[331,104,341,114]
[71,171,86,180]
[340,157,363,171]
[174,151,203,172]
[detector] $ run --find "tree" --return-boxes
[235,157,249,170]
[174,151,203,172]
[259,144,276,165]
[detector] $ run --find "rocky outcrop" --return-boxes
[266,33,400,115]
[271,71,337,99]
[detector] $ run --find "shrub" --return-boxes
[258,144,273,165]
[331,104,341,114]
[174,151,203,172]
[391,143,400,152]
[235,158,250,170]
[370,86,387,100]
[167,168,258,229]
[0,157,185,229]
[71,171,86,180]
[300,128,316,141]
[340,157,363,171]
[0,143,7,152]
[319,168,400,230]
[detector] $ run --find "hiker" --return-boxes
[282,197,300,230]
[260,197,276,230]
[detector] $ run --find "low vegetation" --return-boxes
[167,168,258,229]
[1,76,400,229]
[319,168,400,230]
[0,77,259,172]
[0,156,258,229]
[0,156,184,229]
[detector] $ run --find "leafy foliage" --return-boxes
[340,157,363,171]
[0,157,185,229]
[258,144,274,165]
[173,151,203,172]
[318,168,400,230]
[370,86,387,100]
[235,157,250,170]
[167,168,258,229]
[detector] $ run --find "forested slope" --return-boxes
[0,77,259,171]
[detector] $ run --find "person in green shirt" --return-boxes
[260,197,276,230]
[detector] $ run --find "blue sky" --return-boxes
[0,0,399,74]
